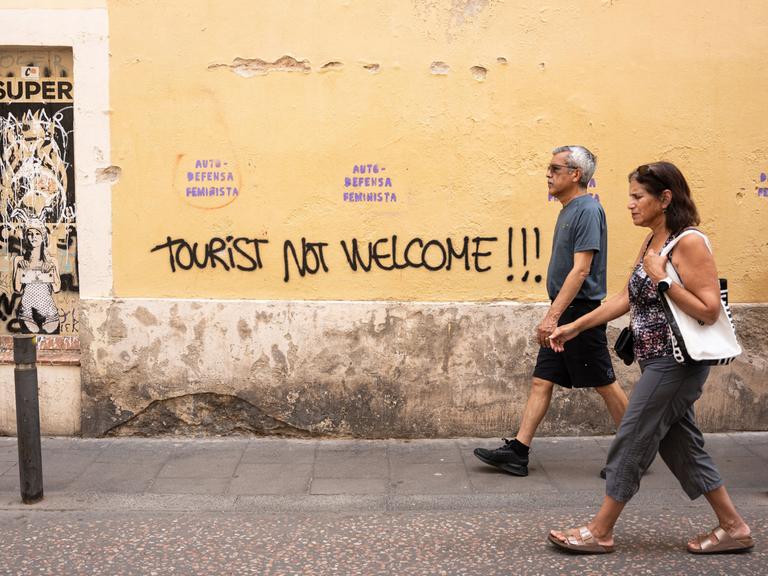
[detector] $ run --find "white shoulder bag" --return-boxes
[658,229,742,365]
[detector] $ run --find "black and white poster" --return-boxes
[0,47,77,335]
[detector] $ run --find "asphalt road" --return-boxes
[1,434,765,575]
[1,506,765,576]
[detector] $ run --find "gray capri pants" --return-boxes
[605,355,724,502]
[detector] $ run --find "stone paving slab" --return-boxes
[743,442,768,460]
[33,452,96,491]
[732,432,768,445]
[392,460,473,495]
[314,451,387,479]
[150,476,232,495]
[67,460,163,494]
[241,439,316,463]
[0,444,16,461]
[522,436,610,460]
[229,463,313,495]
[0,433,764,513]
[0,460,15,476]
[92,441,181,463]
[310,477,390,496]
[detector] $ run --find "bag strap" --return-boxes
[659,228,712,258]
[642,235,654,256]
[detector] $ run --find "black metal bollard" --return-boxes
[13,335,43,504]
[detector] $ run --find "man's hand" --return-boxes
[537,314,558,347]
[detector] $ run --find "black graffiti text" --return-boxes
[0,292,22,333]
[506,226,543,282]
[150,236,268,272]
[283,238,330,282]
[340,235,498,273]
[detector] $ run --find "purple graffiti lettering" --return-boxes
[352,164,380,174]
[194,159,222,169]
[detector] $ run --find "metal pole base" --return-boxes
[14,335,43,504]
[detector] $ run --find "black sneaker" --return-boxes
[473,438,529,476]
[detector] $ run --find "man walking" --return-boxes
[474,145,628,477]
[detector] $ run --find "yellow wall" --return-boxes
[109,1,768,302]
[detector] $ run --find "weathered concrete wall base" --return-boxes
[80,299,768,438]
[108,392,319,437]
[0,365,81,436]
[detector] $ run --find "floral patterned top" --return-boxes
[628,233,677,361]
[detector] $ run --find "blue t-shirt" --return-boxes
[546,194,607,301]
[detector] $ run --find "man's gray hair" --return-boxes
[552,145,596,188]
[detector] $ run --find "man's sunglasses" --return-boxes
[547,163,575,173]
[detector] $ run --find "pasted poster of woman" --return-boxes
[12,219,60,333]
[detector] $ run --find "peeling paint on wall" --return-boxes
[319,61,344,72]
[107,393,317,437]
[95,165,121,184]
[470,65,487,81]
[208,55,311,77]
[80,299,768,438]
[430,61,450,75]
[449,0,490,26]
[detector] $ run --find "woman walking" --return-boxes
[546,162,753,554]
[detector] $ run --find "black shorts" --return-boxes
[533,299,616,389]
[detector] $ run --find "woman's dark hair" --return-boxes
[628,161,700,233]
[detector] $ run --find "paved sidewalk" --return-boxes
[0,433,765,575]
[0,432,765,511]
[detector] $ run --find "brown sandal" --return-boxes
[548,526,615,555]
[687,526,754,554]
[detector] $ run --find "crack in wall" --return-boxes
[105,392,320,437]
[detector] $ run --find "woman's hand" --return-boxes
[548,323,579,353]
[16,259,29,271]
[642,248,668,283]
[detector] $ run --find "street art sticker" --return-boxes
[0,47,77,335]
[758,172,768,198]
[342,164,396,203]
[175,154,240,209]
